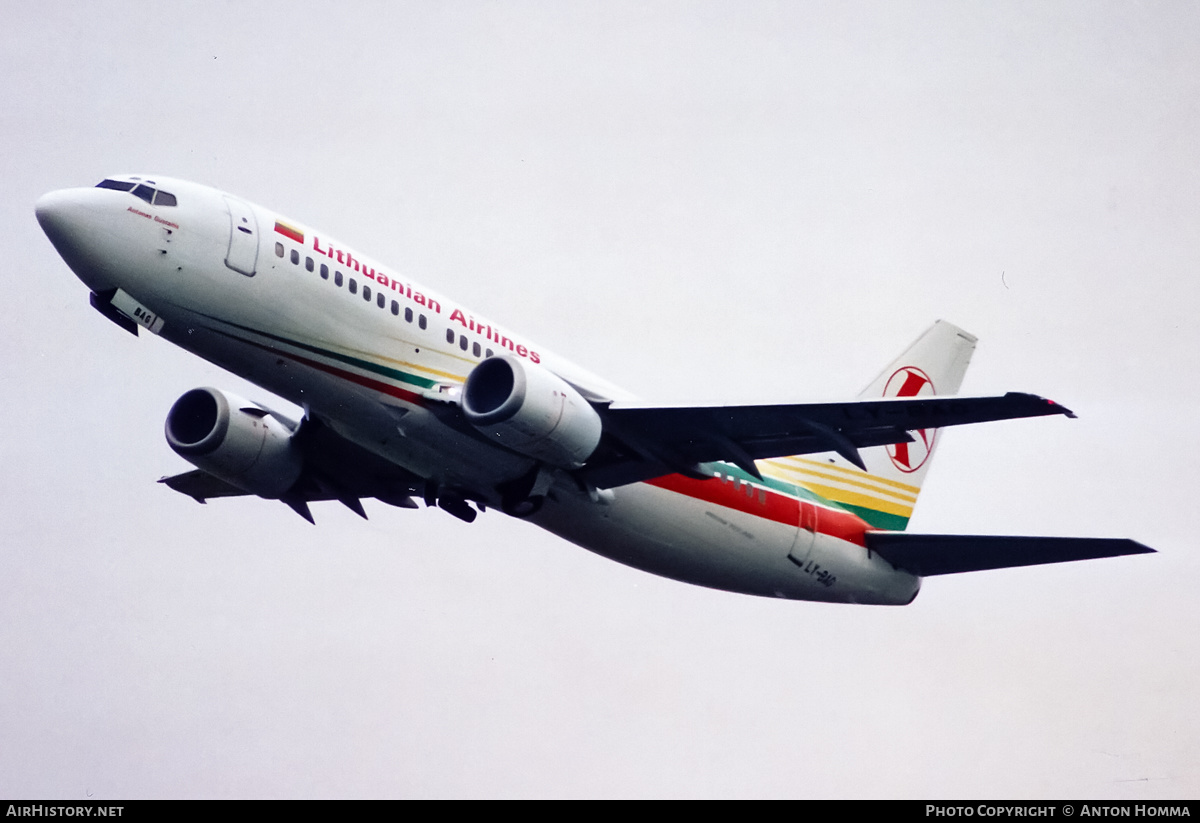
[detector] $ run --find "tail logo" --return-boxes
[883,366,936,473]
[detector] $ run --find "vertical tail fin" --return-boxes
[766,321,977,530]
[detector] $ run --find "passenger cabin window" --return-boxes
[275,243,284,258]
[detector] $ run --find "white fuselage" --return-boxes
[36,176,920,605]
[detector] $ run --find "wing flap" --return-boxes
[866,532,1155,576]
[159,469,248,502]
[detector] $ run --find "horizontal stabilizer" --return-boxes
[866,532,1155,576]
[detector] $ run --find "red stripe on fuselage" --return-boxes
[648,473,798,525]
[230,333,427,405]
[645,473,869,546]
[287,350,427,404]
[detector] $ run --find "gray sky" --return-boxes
[3,0,1198,798]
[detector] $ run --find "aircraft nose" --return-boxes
[36,188,92,249]
[36,187,121,292]
[36,189,72,233]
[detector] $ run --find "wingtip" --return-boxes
[1023,393,1076,419]
[1127,539,1157,555]
[1048,398,1077,419]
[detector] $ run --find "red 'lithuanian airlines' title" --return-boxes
[301,231,540,363]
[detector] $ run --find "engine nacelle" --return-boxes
[462,355,602,469]
[165,387,303,499]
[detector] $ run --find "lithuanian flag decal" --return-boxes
[274,220,304,243]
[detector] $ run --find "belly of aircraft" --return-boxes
[532,482,920,605]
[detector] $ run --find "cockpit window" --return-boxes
[96,179,136,192]
[96,178,178,207]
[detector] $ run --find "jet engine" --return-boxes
[462,355,602,469]
[165,387,303,498]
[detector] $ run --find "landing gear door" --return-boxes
[223,196,259,276]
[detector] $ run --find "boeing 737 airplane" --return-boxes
[36,175,1153,604]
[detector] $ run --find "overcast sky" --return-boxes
[4,0,1199,799]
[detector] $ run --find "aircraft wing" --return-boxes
[158,389,1075,514]
[159,414,423,522]
[865,533,1155,576]
[160,469,250,501]
[580,392,1073,489]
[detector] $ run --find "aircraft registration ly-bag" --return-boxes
[36,176,1154,605]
